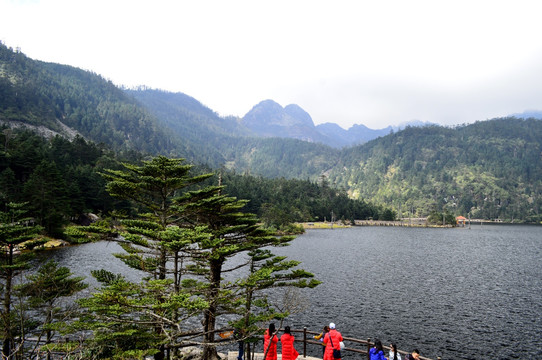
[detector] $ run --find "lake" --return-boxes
[44,224,542,359]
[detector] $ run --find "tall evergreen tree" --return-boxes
[17,260,88,360]
[23,160,70,236]
[178,184,319,360]
[0,202,43,358]
[80,157,319,360]
[91,156,213,360]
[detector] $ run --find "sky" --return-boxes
[1,0,542,130]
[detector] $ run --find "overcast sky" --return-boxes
[2,0,542,129]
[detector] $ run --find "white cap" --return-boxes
[329,322,336,329]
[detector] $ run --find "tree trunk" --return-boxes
[202,259,222,360]
[2,247,14,357]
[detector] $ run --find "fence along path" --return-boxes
[236,328,438,360]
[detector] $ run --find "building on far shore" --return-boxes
[456,216,467,226]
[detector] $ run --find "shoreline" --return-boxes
[298,219,532,229]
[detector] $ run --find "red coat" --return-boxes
[280,333,298,360]
[323,329,343,360]
[264,330,278,360]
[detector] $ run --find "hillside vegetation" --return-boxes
[331,120,542,221]
[1,43,541,222]
[0,44,182,157]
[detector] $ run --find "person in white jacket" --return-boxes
[389,343,402,360]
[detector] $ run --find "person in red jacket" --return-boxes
[323,322,343,360]
[264,323,279,360]
[280,326,299,360]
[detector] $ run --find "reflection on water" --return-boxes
[43,225,542,359]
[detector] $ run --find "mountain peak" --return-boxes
[243,100,314,128]
[284,104,314,127]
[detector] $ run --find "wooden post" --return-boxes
[303,327,307,357]
[367,338,371,360]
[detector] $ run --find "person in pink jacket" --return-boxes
[280,326,299,360]
[264,323,278,360]
[323,322,343,360]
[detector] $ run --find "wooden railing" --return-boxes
[285,328,439,360]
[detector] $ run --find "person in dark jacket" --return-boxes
[405,349,420,360]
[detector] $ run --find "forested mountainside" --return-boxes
[2,44,542,222]
[125,88,251,166]
[0,130,387,237]
[329,119,542,221]
[0,43,184,157]
[127,88,340,173]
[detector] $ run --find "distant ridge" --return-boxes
[242,99,393,148]
[510,110,542,120]
[242,100,330,144]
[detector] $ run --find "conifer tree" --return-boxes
[0,202,44,358]
[87,156,213,360]
[18,260,87,360]
[178,184,319,360]
[83,157,319,360]
[101,155,212,280]
[234,249,320,360]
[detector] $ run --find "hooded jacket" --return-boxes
[280,333,298,360]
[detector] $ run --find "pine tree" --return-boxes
[17,260,88,360]
[234,249,320,360]
[178,184,319,360]
[87,156,213,360]
[82,157,319,360]
[23,160,70,236]
[0,202,44,358]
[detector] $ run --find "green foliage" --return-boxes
[0,43,182,157]
[16,260,87,358]
[76,273,174,360]
[0,202,44,358]
[77,156,319,360]
[221,172,385,224]
[426,211,457,226]
[0,130,120,235]
[330,120,542,221]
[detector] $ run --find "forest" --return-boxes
[330,120,542,222]
[0,129,390,235]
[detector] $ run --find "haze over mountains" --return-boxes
[242,99,395,148]
[128,89,436,149]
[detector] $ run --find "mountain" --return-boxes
[0,42,393,153]
[0,43,185,157]
[328,118,542,222]
[2,43,541,222]
[242,99,393,147]
[125,88,253,166]
[242,100,330,144]
[392,119,437,131]
[510,110,542,120]
[125,91,338,174]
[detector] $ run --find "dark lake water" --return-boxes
[43,225,542,360]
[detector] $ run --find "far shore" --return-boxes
[298,218,520,229]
